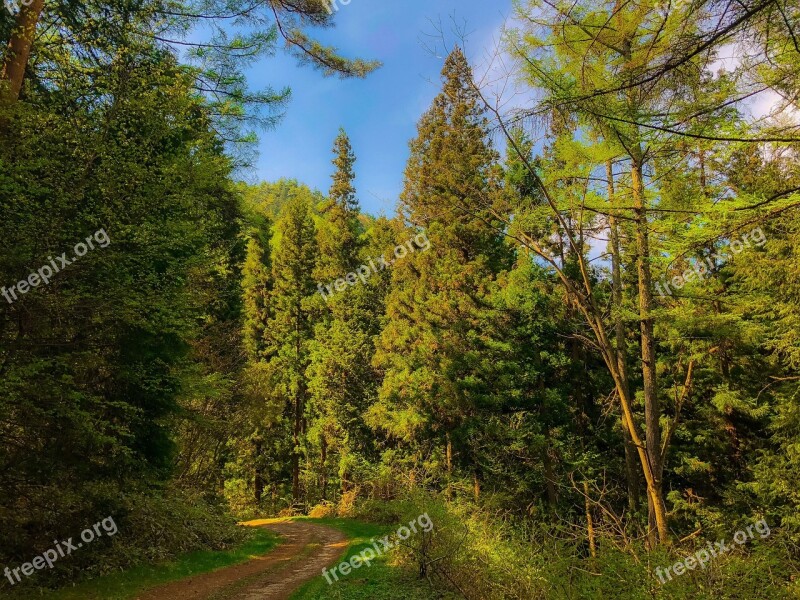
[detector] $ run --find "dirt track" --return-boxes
[134,519,348,600]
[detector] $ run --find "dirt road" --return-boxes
[134,519,348,600]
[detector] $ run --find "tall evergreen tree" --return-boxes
[241,206,273,361]
[0,22,248,565]
[263,193,318,503]
[315,128,361,284]
[307,129,382,502]
[329,127,359,214]
[370,48,513,498]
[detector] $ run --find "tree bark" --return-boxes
[607,160,641,512]
[542,438,558,511]
[320,435,328,502]
[254,438,264,502]
[446,432,452,474]
[292,392,301,503]
[584,480,597,558]
[631,155,667,546]
[444,432,454,499]
[1,0,45,104]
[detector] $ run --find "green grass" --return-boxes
[290,517,449,600]
[11,528,281,600]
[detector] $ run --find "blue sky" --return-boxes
[241,0,513,216]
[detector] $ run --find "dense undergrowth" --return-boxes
[2,489,246,594]
[331,493,800,599]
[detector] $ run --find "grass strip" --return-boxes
[289,517,444,600]
[12,528,281,600]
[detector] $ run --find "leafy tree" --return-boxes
[0,24,244,567]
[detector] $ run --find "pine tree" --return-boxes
[315,128,361,285]
[241,210,273,360]
[306,129,380,502]
[371,48,513,498]
[329,127,359,214]
[263,193,318,503]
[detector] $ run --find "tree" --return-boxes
[0,0,380,139]
[0,0,44,104]
[263,193,318,503]
[306,128,384,502]
[0,26,246,564]
[463,0,800,545]
[370,48,513,499]
[241,205,273,360]
[315,128,361,283]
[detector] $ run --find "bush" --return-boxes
[351,497,414,524]
[369,492,799,600]
[308,501,334,518]
[336,489,359,517]
[0,487,245,592]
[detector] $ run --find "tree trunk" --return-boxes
[631,156,667,546]
[607,160,641,512]
[613,8,668,542]
[611,358,669,545]
[584,480,597,558]
[292,301,305,506]
[320,435,328,502]
[292,392,301,503]
[254,438,264,503]
[542,437,558,511]
[446,432,453,473]
[1,0,45,104]
[444,432,454,499]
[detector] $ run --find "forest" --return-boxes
[0,0,799,598]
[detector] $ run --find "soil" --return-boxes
[133,519,348,600]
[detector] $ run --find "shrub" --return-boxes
[375,491,798,600]
[308,501,334,518]
[336,489,359,517]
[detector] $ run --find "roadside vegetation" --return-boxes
[8,527,280,600]
[1,0,799,597]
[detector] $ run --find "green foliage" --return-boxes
[0,0,379,586]
[370,49,515,499]
[13,526,280,600]
[2,0,800,595]
[0,17,243,577]
[289,517,442,600]
[363,494,796,600]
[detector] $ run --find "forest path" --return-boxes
[134,519,347,600]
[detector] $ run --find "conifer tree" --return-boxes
[315,128,361,284]
[329,127,359,214]
[241,210,273,360]
[239,211,273,502]
[263,193,318,503]
[371,48,512,497]
[307,129,380,501]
